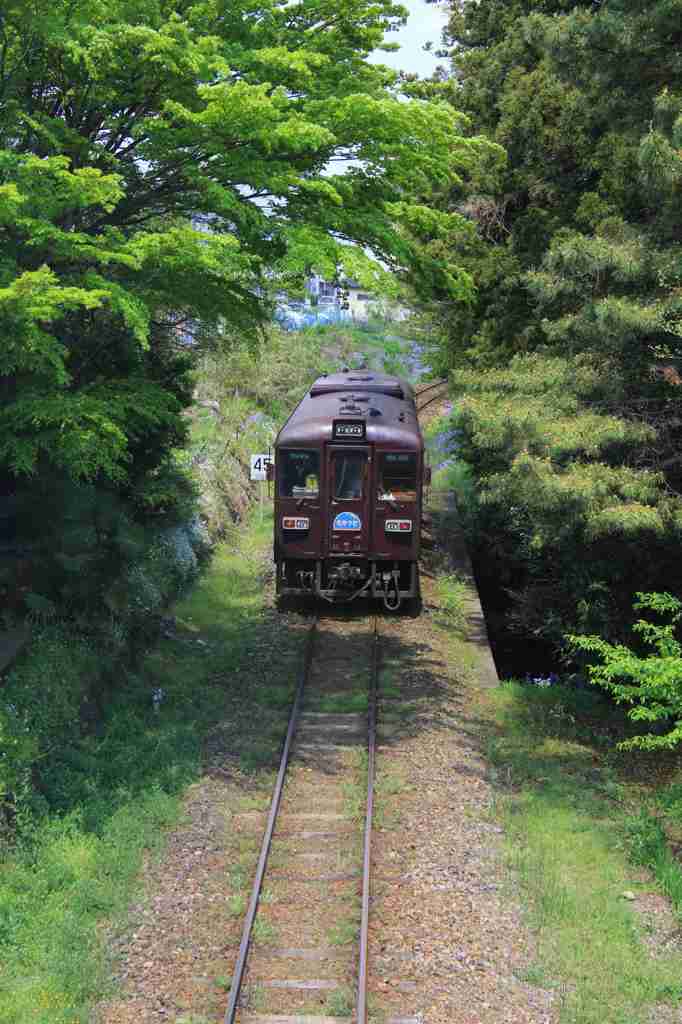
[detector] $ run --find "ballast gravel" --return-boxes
[368,573,555,1024]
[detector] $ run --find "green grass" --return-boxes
[343,749,369,821]
[327,910,361,947]
[227,863,249,891]
[307,691,369,713]
[377,673,401,700]
[324,986,354,1017]
[485,681,682,1024]
[435,572,468,631]
[0,789,179,1024]
[622,806,682,922]
[0,506,303,1024]
[227,893,247,917]
[252,917,277,944]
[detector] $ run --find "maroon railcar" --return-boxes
[273,371,427,610]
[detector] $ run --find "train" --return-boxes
[272,370,428,610]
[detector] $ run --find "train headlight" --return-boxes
[282,517,310,530]
[385,519,412,533]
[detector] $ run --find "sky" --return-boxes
[369,0,449,78]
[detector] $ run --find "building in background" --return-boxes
[275,276,406,331]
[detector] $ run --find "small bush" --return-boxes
[568,592,682,750]
[103,518,211,661]
[0,629,99,823]
[157,526,199,588]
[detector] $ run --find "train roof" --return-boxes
[276,371,422,450]
[309,371,414,401]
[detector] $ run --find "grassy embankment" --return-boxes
[430,495,682,1023]
[483,677,682,1024]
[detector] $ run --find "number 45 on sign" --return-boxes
[250,454,273,481]
[251,454,273,521]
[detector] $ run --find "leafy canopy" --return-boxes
[0,0,495,482]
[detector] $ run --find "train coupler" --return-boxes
[296,569,315,591]
[380,569,402,611]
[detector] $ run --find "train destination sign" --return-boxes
[333,512,362,531]
[333,420,365,440]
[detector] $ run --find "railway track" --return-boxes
[219,379,448,1022]
[224,612,416,1024]
[415,379,448,414]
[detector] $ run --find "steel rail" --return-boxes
[416,381,449,414]
[417,390,449,414]
[415,378,447,396]
[223,617,317,1024]
[357,615,378,1024]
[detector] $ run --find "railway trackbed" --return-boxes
[225,612,417,1024]
[415,380,448,415]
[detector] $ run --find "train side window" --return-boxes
[379,453,417,502]
[333,452,365,500]
[279,450,320,498]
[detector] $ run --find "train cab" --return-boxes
[273,371,426,610]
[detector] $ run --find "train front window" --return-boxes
[379,453,417,502]
[279,450,320,498]
[333,452,365,500]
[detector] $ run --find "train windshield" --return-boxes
[333,452,365,500]
[279,450,320,498]
[379,453,417,502]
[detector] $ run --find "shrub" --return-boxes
[103,518,210,662]
[568,592,682,750]
[0,629,99,824]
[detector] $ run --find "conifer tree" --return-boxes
[433,0,682,651]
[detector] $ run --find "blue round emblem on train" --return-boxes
[333,512,362,531]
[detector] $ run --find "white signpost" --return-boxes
[250,454,273,481]
[250,453,273,520]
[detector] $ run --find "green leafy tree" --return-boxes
[0,0,492,484]
[413,0,599,367]
[452,352,682,646]
[0,0,497,615]
[569,593,682,751]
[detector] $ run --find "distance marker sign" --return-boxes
[250,454,273,481]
